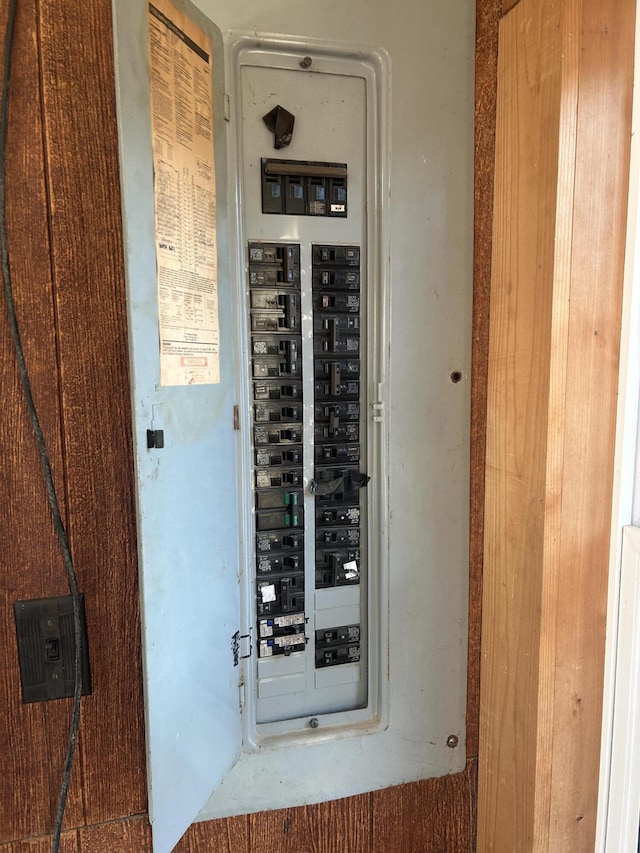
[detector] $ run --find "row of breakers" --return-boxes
[247,242,365,669]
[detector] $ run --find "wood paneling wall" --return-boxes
[0,0,496,849]
[478,0,635,849]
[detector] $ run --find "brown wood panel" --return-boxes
[546,0,634,846]
[478,0,634,849]
[36,0,146,825]
[250,795,370,853]
[468,0,501,763]
[175,817,249,852]
[372,761,477,853]
[0,0,85,840]
[478,0,563,847]
[502,0,522,13]
[0,832,78,853]
[78,816,150,852]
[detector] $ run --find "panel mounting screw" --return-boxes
[446,734,459,748]
[309,717,319,729]
[300,56,312,69]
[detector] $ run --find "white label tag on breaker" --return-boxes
[344,560,359,579]
[331,204,345,212]
[260,584,276,602]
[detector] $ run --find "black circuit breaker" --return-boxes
[312,245,363,666]
[248,241,363,668]
[261,159,348,218]
[315,624,361,668]
[249,243,306,659]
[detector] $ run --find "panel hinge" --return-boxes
[231,630,252,666]
[224,93,231,122]
[238,679,245,709]
[233,405,240,431]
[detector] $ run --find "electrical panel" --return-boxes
[246,238,368,723]
[112,0,473,850]
[231,43,381,734]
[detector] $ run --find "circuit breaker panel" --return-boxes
[246,236,368,726]
[112,0,473,840]
[230,39,383,735]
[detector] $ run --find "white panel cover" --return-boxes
[111,1,242,850]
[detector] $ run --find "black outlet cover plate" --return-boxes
[13,594,92,703]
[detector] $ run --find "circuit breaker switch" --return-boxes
[281,294,297,329]
[329,318,338,351]
[287,340,298,373]
[330,363,341,395]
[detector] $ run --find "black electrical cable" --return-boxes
[1,3,84,852]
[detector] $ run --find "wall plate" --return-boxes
[13,594,91,704]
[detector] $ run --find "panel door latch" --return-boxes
[147,429,165,449]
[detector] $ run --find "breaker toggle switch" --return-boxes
[257,550,304,576]
[286,340,298,374]
[313,245,359,266]
[315,291,361,313]
[317,526,360,547]
[316,402,360,423]
[316,644,360,667]
[329,407,339,437]
[317,444,360,463]
[318,505,360,526]
[256,531,302,552]
[315,378,360,401]
[316,421,358,442]
[256,509,303,530]
[282,294,297,329]
[330,363,341,395]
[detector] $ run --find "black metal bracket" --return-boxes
[147,429,164,449]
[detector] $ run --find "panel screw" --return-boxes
[309,717,319,729]
[446,734,459,748]
[300,56,312,69]
[450,371,463,384]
